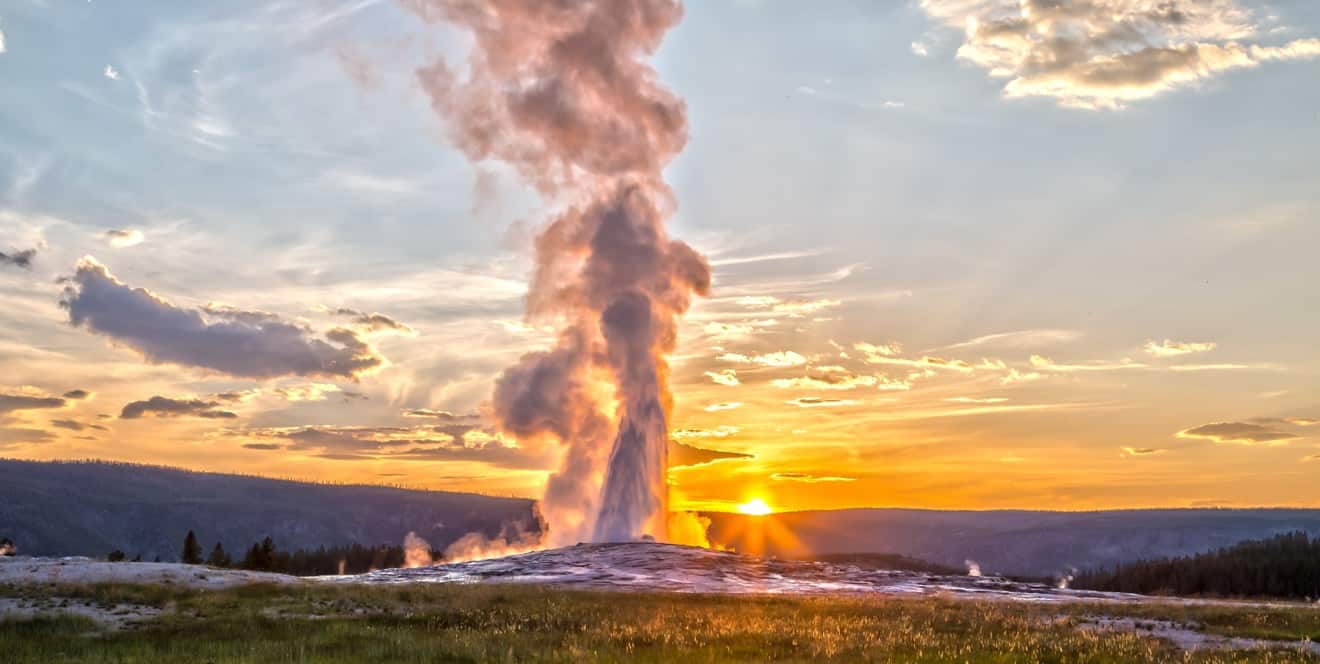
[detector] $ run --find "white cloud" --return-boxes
[717,350,807,368]
[1029,355,1146,372]
[703,402,743,412]
[705,369,740,386]
[672,425,740,440]
[1145,339,1216,357]
[104,65,120,81]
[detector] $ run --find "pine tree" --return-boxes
[206,542,232,568]
[182,530,203,565]
[241,542,262,570]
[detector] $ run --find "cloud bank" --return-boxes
[120,396,238,420]
[62,258,383,379]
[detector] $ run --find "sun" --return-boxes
[736,498,773,516]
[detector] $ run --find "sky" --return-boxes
[2,0,1318,514]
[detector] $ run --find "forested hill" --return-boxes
[0,459,538,560]
[1072,531,1320,600]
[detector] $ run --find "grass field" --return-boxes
[2,581,1319,662]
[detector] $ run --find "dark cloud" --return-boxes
[200,303,284,325]
[214,390,260,403]
[50,419,108,432]
[668,440,752,467]
[403,409,481,423]
[62,389,92,400]
[331,307,415,334]
[120,396,238,420]
[0,248,36,269]
[235,425,549,469]
[1249,417,1319,427]
[1177,421,1299,445]
[61,258,384,379]
[104,229,144,248]
[0,427,55,447]
[0,393,66,414]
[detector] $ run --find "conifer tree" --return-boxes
[182,530,203,565]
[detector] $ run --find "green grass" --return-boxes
[2,583,1318,663]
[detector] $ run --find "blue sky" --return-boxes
[2,0,1318,511]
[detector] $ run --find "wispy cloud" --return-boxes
[786,397,859,408]
[931,329,1080,352]
[735,295,840,318]
[1177,421,1299,445]
[231,424,548,469]
[1145,339,1216,357]
[672,425,740,440]
[703,402,743,412]
[717,350,806,367]
[1121,447,1166,457]
[771,472,856,483]
[772,370,909,391]
[1030,355,1146,372]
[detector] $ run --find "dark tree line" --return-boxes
[104,531,421,576]
[1073,531,1320,600]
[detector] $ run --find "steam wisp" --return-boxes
[403,0,710,546]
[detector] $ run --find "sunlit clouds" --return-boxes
[918,0,1320,109]
[771,472,857,483]
[717,351,807,368]
[705,370,741,386]
[703,402,743,412]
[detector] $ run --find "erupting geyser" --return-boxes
[404,0,709,545]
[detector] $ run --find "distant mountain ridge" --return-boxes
[704,508,1320,577]
[5,459,1319,577]
[0,459,538,560]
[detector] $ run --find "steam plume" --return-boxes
[404,0,709,545]
[403,531,435,569]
